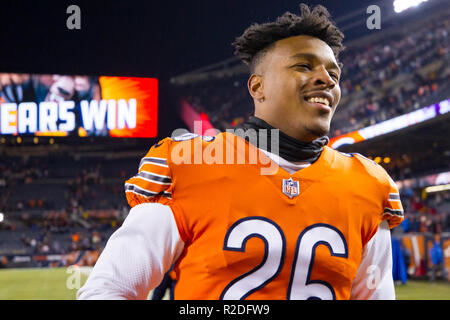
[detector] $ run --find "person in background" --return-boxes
[0,256,8,268]
[429,234,444,282]
[400,215,410,233]
[391,235,408,285]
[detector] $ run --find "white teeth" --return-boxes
[307,96,330,106]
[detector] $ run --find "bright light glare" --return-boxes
[394,0,428,13]
[424,184,450,193]
[0,213,4,223]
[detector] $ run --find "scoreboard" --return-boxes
[0,74,158,138]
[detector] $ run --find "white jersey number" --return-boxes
[220,217,348,300]
[220,217,286,300]
[287,224,348,299]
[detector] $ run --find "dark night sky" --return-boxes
[0,0,391,81]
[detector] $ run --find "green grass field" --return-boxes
[0,267,448,300]
[0,267,90,300]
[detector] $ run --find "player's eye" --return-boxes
[329,72,340,81]
[294,63,312,71]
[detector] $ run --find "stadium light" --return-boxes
[0,213,4,223]
[424,184,450,194]
[393,0,428,13]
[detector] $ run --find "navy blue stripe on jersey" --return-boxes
[136,171,172,185]
[125,183,172,199]
[383,207,404,216]
[388,193,401,201]
[139,157,168,169]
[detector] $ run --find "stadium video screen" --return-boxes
[0,73,158,138]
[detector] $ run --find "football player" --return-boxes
[78,3,403,300]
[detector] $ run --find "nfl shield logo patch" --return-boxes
[282,178,300,198]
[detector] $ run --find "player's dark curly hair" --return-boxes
[232,3,345,73]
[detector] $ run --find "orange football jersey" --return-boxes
[125,132,404,300]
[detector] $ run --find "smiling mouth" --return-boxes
[305,96,331,107]
[303,97,333,113]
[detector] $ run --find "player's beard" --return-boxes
[305,123,329,138]
[302,105,334,138]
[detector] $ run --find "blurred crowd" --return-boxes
[332,16,449,136]
[18,228,104,255]
[0,155,133,257]
[379,148,450,182]
[400,189,450,234]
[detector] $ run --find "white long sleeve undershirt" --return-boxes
[77,202,184,300]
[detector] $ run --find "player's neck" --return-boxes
[234,116,329,163]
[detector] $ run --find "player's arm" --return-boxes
[77,139,185,299]
[77,202,184,300]
[350,169,404,300]
[350,220,395,300]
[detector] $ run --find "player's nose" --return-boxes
[311,66,335,90]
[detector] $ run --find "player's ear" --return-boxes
[247,74,264,102]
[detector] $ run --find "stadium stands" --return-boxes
[0,152,133,264]
[332,13,450,136]
[399,190,450,234]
